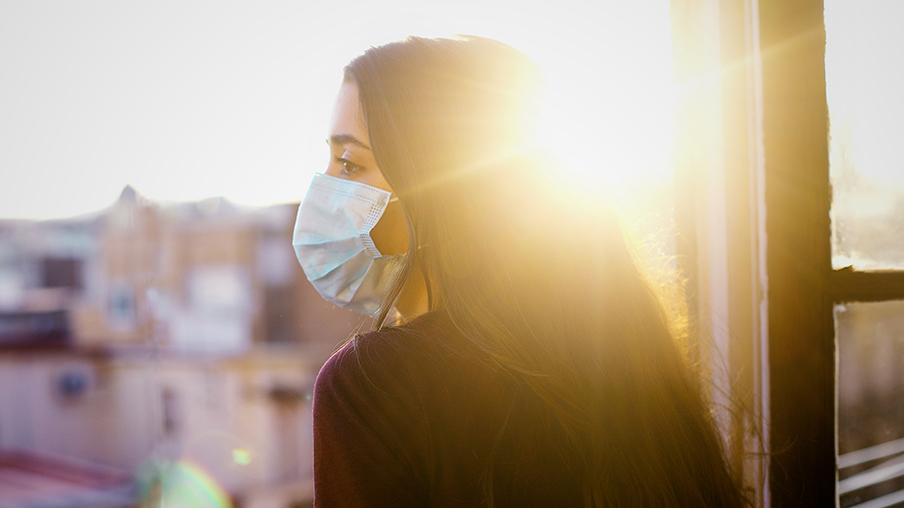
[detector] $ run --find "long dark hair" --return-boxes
[345,35,749,507]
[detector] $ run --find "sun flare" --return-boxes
[0,1,675,219]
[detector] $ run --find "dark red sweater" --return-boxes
[312,310,582,507]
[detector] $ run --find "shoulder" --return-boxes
[312,311,512,506]
[320,309,456,373]
[314,310,455,408]
[311,313,454,507]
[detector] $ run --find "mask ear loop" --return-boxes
[375,193,410,328]
[402,194,432,311]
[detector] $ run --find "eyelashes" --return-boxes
[334,156,364,175]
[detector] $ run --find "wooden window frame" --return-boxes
[673,0,904,505]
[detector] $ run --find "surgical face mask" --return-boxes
[292,173,404,317]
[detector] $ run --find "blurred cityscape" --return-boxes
[3,173,900,508]
[0,187,363,508]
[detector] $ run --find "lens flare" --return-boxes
[232,449,252,466]
[138,459,233,508]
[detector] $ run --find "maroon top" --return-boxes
[312,310,582,507]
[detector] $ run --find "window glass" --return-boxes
[836,300,904,506]
[826,0,904,271]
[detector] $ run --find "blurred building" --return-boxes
[0,187,362,507]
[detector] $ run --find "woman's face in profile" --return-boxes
[325,81,408,257]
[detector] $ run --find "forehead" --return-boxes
[328,82,369,143]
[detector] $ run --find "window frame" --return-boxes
[758,0,836,500]
[760,0,904,505]
[672,0,904,505]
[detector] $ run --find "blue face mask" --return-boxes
[292,173,404,317]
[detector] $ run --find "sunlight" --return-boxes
[328,1,677,194]
[537,70,675,192]
[826,0,904,271]
[0,0,675,220]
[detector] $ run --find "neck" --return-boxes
[394,262,430,323]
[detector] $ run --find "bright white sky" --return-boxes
[0,1,674,220]
[825,0,904,188]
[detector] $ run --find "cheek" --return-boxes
[370,203,408,256]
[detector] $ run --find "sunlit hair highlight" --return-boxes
[343,35,750,507]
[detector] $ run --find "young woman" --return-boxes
[293,35,749,507]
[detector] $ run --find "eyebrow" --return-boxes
[328,134,371,151]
